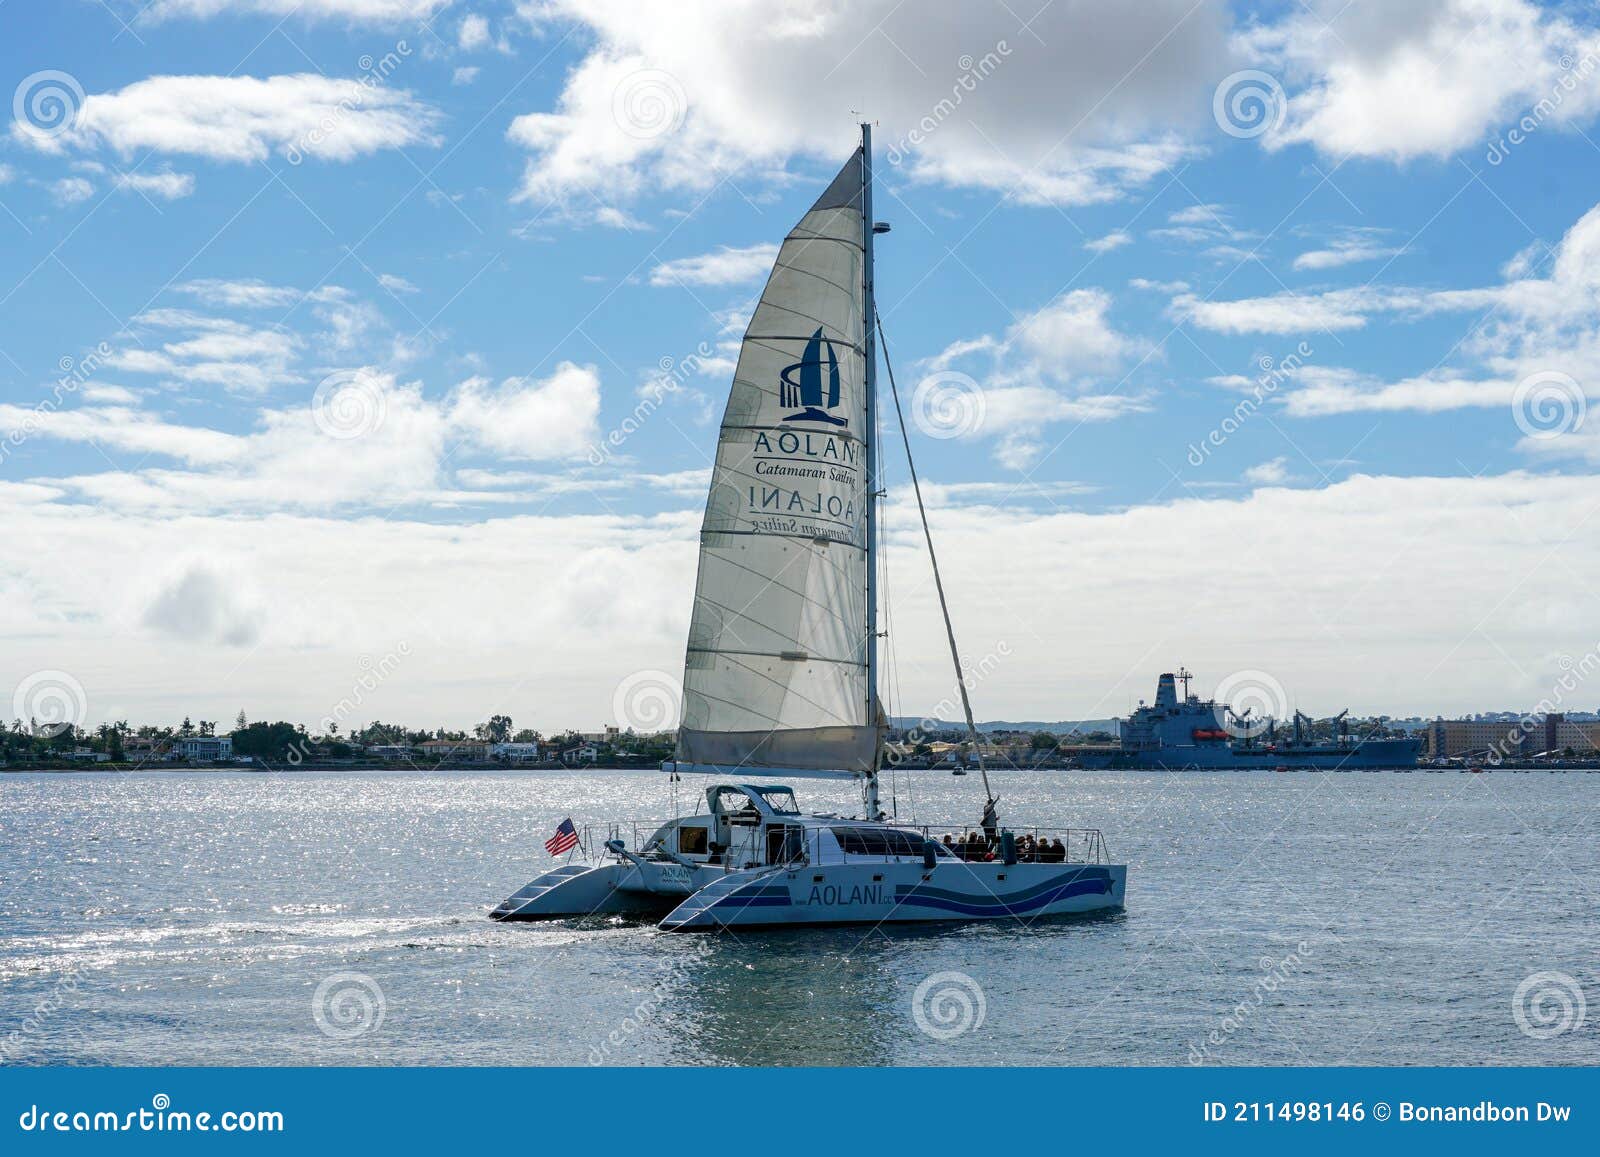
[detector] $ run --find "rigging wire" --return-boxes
[875,307,998,823]
[877,441,916,824]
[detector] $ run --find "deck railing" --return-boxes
[553,819,1111,867]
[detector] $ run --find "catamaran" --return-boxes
[492,125,1127,930]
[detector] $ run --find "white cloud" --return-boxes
[452,66,481,86]
[1009,289,1143,373]
[79,384,143,405]
[109,310,303,393]
[1231,202,1600,445]
[48,176,95,205]
[508,0,1230,211]
[1243,456,1290,484]
[446,363,602,460]
[1149,226,1215,245]
[1084,230,1132,253]
[116,169,196,200]
[0,402,241,466]
[1249,0,1600,162]
[1172,287,1383,334]
[142,564,264,647]
[1292,228,1403,270]
[176,278,347,309]
[1129,277,1189,293]
[1167,203,1228,226]
[1292,243,1399,271]
[6,468,1597,726]
[648,242,778,287]
[13,74,443,164]
[458,12,490,50]
[1282,369,1520,417]
[919,290,1151,466]
[378,273,420,294]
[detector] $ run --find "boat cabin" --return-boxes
[641,784,955,871]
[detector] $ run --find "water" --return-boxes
[2,767,1596,1066]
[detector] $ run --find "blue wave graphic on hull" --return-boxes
[894,869,1114,917]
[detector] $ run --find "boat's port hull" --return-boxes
[489,861,727,921]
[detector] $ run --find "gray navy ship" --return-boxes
[1078,669,1421,770]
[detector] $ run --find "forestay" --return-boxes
[676,149,878,775]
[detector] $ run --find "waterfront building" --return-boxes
[490,742,544,763]
[417,738,489,760]
[172,736,233,761]
[1425,713,1600,759]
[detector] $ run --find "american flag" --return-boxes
[545,818,579,857]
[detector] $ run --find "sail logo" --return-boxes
[779,327,847,427]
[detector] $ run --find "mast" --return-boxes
[861,121,882,819]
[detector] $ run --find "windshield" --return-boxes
[754,787,800,814]
[711,787,757,814]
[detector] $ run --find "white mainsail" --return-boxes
[676,148,878,775]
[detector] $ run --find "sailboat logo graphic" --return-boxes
[778,327,847,427]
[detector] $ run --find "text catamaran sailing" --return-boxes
[492,126,1127,929]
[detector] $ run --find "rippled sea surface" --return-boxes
[2,767,1597,1066]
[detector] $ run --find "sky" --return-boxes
[3,0,1600,735]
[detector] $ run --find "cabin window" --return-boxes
[677,826,709,855]
[830,826,926,857]
[766,824,806,865]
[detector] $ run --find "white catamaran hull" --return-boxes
[659,860,1124,930]
[492,857,1125,929]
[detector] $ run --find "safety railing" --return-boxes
[552,820,1111,867]
[898,825,1109,865]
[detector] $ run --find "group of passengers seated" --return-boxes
[1015,834,1069,863]
[939,832,1069,863]
[942,832,993,861]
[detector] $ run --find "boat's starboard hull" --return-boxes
[658,860,1126,930]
